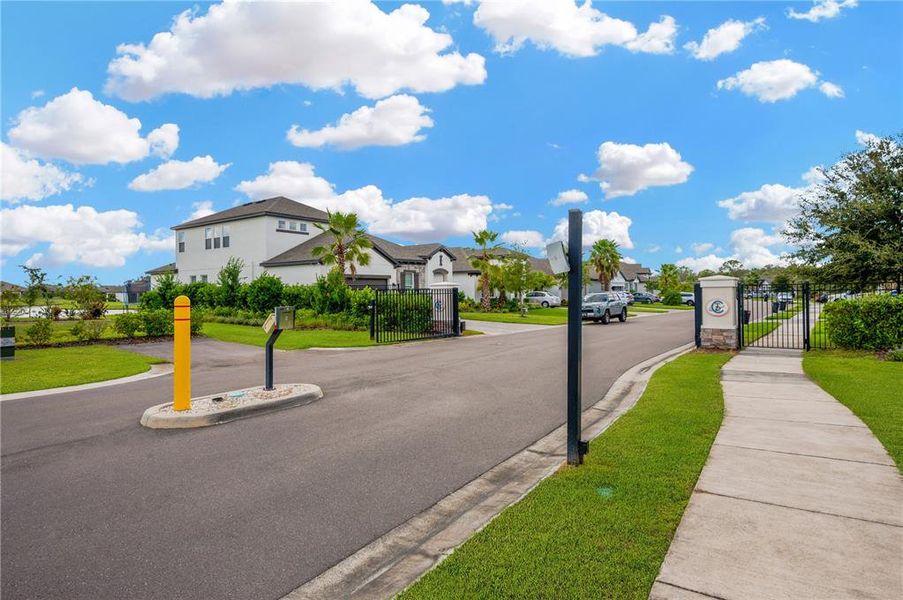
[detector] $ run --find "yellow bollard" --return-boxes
[173,295,191,411]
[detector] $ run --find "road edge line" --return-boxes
[283,342,695,600]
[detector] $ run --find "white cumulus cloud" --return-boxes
[717,59,841,102]
[235,161,498,242]
[472,0,676,57]
[129,155,230,192]
[677,227,786,271]
[548,209,634,249]
[188,200,216,221]
[787,0,858,23]
[855,129,879,146]
[587,141,693,198]
[692,242,715,254]
[0,203,172,267]
[105,0,486,101]
[684,17,766,61]
[718,183,805,223]
[1,143,83,203]
[287,95,433,150]
[550,189,589,206]
[7,88,178,165]
[501,230,547,249]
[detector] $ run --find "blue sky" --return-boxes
[1,0,900,285]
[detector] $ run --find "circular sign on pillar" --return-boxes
[706,298,729,317]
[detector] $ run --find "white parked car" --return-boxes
[680,291,696,306]
[524,291,561,308]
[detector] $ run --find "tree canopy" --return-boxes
[786,133,902,288]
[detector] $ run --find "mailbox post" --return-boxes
[263,306,294,391]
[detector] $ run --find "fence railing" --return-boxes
[370,288,460,344]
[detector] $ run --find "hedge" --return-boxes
[823,294,903,350]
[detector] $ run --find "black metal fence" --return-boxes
[738,282,899,350]
[370,288,460,344]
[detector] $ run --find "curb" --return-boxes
[284,342,695,600]
[140,384,324,429]
[0,363,173,402]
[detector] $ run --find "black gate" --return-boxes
[370,288,460,344]
[738,283,810,350]
[737,282,898,351]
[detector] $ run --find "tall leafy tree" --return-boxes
[589,239,622,291]
[19,265,48,309]
[312,211,373,281]
[657,263,680,293]
[217,257,245,308]
[469,229,502,310]
[786,133,903,288]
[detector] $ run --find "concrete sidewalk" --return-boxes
[651,348,902,600]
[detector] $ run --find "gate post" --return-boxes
[693,283,702,348]
[802,282,811,351]
[697,275,739,350]
[452,288,460,336]
[369,299,376,341]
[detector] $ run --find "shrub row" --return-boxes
[823,294,903,350]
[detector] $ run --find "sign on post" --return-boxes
[546,241,570,275]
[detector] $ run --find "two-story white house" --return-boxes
[150,196,461,292]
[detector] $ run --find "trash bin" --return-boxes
[743,309,750,325]
[779,300,788,311]
[772,301,781,314]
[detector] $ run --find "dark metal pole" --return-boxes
[693,283,702,348]
[264,329,282,390]
[802,282,811,351]
[567,209,584,466]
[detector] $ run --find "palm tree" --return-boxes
[589,239,622,291]
[657,263,680,293]
[311,211,373,281]
[469,229,502,311]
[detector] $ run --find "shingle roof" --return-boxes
[447,247,553,275]
[260,234,457,268]
[619,262,652,281]
[146,262,177,275]
[173,196,330,230]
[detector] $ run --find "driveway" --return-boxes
[1,311,692,600]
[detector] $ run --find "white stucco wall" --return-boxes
[450,272,478,299]
[266,249,397,286]
[174,215,325,283]
[425,250,453,285]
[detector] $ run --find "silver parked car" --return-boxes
[582,292,628,324]
[524,290,561,307]
[680,291,696,306]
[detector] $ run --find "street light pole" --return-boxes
[566,209,584,465]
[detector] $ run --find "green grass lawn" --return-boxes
[803,350,903,471]
[0,345,165,394]
[651,302,694,310]
[461,308,568,325]
[8,318,124,345]
[743,320,779,343]
[765,305,802,321]
[201,322,375,349]
[628,305,670,313]
[401,351,731,599]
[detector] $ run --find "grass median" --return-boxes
[803,349,903,471]
[743,320,779,344]
[0,345,165,394]
[461,308,567,325]
[400,350,731,599]
[201,322,374,349]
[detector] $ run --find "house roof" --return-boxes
[260,234,457,268]
[172,196,330,230]
[446,247,553,275]
[99,285,125,293]
[619,262,652,281]
[147,262,177,275]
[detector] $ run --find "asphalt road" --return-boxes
[1,311,692,600]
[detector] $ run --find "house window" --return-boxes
[205,227,213,250]
[278,219,286,230]
[299,222,307,233]
[177,231,185,253]
[201,275,208,283]
[222,225,230,248]
[289,221,297,231]
[190,275,197,283]
[403,271,415,289]
[439,254,443,266]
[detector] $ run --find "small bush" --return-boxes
[887,347,903,362]
[662,290,683,306]
[246,274,285,313]
[141,309,174,337]
[823,294,903,350]
[282,284,315,311]
[25,319,53,345]
[80,299,107,320]
[348,287,375,320]
[139,289,165,310]
[71,319,107,341]
[114,313,143,338]
[190,308,205,335]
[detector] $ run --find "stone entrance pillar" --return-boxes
[698,275,739,350]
